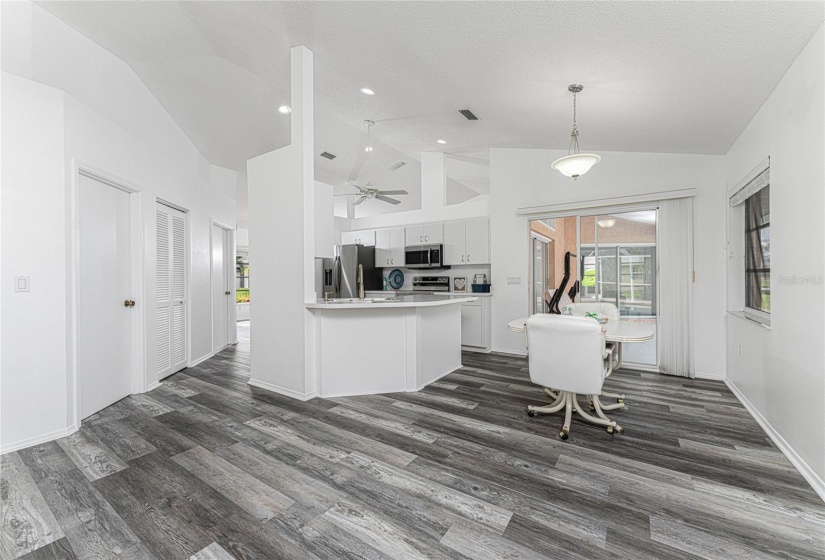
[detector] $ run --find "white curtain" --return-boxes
[658,197,695,378]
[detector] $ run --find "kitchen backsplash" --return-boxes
[381,264,491,293]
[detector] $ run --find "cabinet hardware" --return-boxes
[123,299,135,308]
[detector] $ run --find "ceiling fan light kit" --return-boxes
[551,84,601,180]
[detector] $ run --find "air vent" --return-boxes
[388,161,406,172]
[459,109,479,121]
[320,151,336,160]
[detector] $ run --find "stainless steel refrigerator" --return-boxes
[322,244,382,298]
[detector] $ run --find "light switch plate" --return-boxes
[506,276,521,285]
[14,275,30,292]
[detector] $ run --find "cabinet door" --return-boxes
[375,229,392,267]
[390,228,405,266]
[464,218,490,264]
[461,304,484,347]
[342,229,375,246]
[422,223,443,244]
[443,221,466,265]
[341,231,359,245]
[405,225,425,246]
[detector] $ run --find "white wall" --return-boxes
[1,3,236,452]
[247,46,317,400]
[489,148,728,380]
[1,74,69,449]
[725,24,825,492]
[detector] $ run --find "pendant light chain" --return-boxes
[568,90,581,156]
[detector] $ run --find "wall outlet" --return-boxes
[507,276,521,285]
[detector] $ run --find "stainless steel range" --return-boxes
[412,276,450,292]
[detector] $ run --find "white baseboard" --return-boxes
[1,424,78,455]
[695,371,726,381]
[145,381,161,391]
[248,378,317,401]
[190,351,215,368]
[413,363,462,392]
[725,378,825,503]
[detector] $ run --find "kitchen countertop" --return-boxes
[306,294,477,309]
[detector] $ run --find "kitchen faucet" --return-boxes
[357,264,365,300]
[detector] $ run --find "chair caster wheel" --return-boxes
[559,431,569,441]
[527,409,536,417]
[607,425,614,434]
[617,398,624,404]
[615,425,625,435]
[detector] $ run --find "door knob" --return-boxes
[123,299,135,307]
[225,291,231,295]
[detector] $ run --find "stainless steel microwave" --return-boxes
[404,244,447,269]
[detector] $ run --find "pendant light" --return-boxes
[551,84,601,180]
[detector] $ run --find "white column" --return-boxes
[421,152,446,210]
[247,46,317,399]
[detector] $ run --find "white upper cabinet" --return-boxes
[375,228,405,267]
[341,229,375,246]
[405,223,443,246]
[464,218,490,264]
[443,218,490,265]
[443,221,465,265]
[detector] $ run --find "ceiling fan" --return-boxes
[336,120,408,206]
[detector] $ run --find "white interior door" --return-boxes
[79,174,133,419]
[212,224,231,351]
[157,202,188,379]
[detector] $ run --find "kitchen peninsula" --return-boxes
[306,295,476,397]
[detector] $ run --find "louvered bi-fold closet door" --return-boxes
[156,202,188,379]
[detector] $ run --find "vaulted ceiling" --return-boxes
[38,1,825,224]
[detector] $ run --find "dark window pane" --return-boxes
[746,272,770,313]
[746,186,770,230]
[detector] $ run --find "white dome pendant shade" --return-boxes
[552,153,601,179]
[552,84,600,180]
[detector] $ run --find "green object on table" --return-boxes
[585,312,599,320]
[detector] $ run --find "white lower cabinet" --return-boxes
[460,297,491,350]
[461,304,484,347]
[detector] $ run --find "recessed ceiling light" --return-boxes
[364,146,373,152]
[436,139,447,144]
[360,88,375,96]
[278,105,291,114]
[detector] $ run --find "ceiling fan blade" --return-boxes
[377,190,408,196]
[375,195,401,205]
[347,150,368,183]
[352,196,367,206]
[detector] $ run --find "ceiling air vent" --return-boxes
[388,161,406,172]
[320,151,336,160]
[459,109,479,121]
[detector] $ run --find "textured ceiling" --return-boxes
[37,1,825,223]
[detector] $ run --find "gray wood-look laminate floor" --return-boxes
[3,323,824,559]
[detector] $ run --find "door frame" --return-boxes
[68,160,146,429]
[210,219,236,352]
[156,198,191,378]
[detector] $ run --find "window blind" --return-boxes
[730,166,769,207]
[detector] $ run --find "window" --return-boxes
[745,185,770,315]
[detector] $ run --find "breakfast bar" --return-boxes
[306,295,477,397]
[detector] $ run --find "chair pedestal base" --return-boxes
[527,391,624,439]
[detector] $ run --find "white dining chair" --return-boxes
[525,314,624,440]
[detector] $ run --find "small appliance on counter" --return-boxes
[412,276,450,292]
